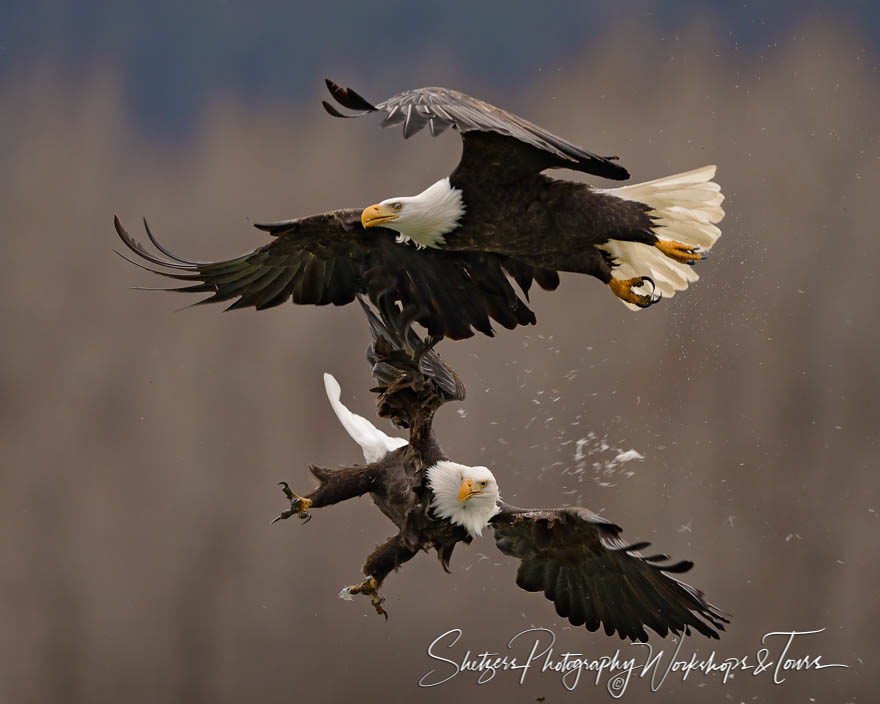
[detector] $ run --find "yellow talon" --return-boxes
[271,482,313,524]
[609,276,658,308]
[341,576,388,620]
[655,239,703,263]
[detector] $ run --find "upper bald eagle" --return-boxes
[115,79,724,340]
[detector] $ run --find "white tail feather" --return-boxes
[597,165,725,310]
[323,373,407,463]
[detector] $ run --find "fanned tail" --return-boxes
[323,373,407,463]
[598,165,725,309]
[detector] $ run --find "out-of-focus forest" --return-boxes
[1,2,877,703]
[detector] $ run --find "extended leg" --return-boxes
[551,246,661,309]
[271,463,379,525]
[339,534,418,620]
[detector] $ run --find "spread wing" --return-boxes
[490,503,729,642]
[323,79,629,181]
[113,211,537,340]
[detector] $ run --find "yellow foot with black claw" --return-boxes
[270,482,313,525]
[655,239,704,264]
[338,576,388,621]
[609,276,660,308]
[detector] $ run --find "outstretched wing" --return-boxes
[113,211,537,340]
[323,79,629,181]
[490,503,729,642]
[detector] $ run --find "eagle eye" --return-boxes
[480,480,489,488]
[391,202,402,211]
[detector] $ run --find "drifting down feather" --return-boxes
[597,165,725,309]
[323,373,407,463]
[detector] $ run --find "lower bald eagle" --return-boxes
[273,308,728,642]
[114,78,724,340]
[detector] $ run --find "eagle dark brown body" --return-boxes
[273,321,474,611]
[296,441,470,586]
[447,131,655,284]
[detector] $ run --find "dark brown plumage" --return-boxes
[491,505,729,641]
[113,212,538,340]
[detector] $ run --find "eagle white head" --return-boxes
[360,178,465,249]
[427,460,501,538]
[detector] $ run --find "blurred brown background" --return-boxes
[1,3,877,703]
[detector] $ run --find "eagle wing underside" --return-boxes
[490,503,729,641]
[114,211,539,340]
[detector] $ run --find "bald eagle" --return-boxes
[114,79,724,340]
[273,304,728,642]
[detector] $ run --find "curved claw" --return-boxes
[271,482,312,525]
[623,276,660,309]
[687,248,708,265]
[370,593,389,621]
[341,576,389,620]
[610,276,661,308]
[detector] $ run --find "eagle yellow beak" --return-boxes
[457,478,484,503]
[361,203,399,228]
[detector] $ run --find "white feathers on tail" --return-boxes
[597,165,725,310]
[323,373,407,463]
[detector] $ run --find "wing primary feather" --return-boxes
[618,542,652,553]
[643,553,671,563]
[428,118,449,137]
[322,100,370,118]
[114,216,190,270]
[324,78,377,112]
[143,218,200,264]
[403,105,428,139]
[112,250,203,281]
[224,268,288,308]
[655,560,694,574]
[380,106,406,128]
